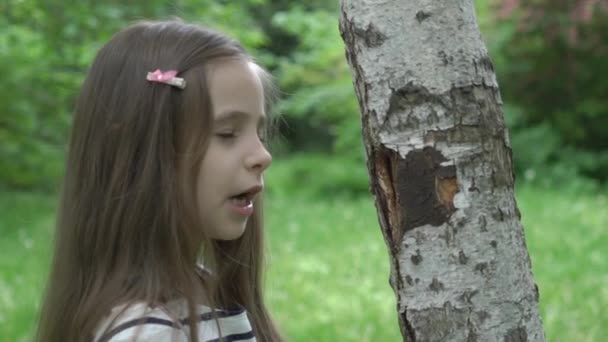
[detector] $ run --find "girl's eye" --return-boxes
[258,129,268,143]
[258,133,267,144]
[216,132,236,139]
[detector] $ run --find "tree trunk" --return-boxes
[339,1,545,341]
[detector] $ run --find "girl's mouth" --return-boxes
[227,185,262,216]
[229,193,254,216]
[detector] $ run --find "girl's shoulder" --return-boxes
[95,299,256,342]
[94,302,188,342]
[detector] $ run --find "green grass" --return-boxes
[265,195,399,341]
[1,184,606,341]
[516,186,608,341]
[0,192,55,342]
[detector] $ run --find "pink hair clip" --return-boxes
[146,69,186,89]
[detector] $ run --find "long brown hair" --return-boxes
[36,20,282,342]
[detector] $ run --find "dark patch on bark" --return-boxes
[388,83,433,119]
[383,84,422,131]
[401,310,417,342]
[438,227,454,246]
[459,250,469,264]
[426,107,440,125]
[504,326,528,342]
[369,146,460,249]
[416,10,432,23]
[425,125,482,146]
[411,249,423,265]
[491,169,498,190]
[399,147,459,232]
[476,55,495,73]
[534,283,540,301]
[476,310,490,323]
[458,289,478,305]
[429,278,445,292]
[479,215,488,232]
[490,240,498,248]
[414,230,426,244]
[353,22,387,48]
[407,302,469,341]
[468,177,480,192]
[467,329,479,342]
[474,262,488,275]
[438,50,453,66]
[492,207,505,222]
[406,275,414,286]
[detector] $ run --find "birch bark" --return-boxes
[339,1,545,341]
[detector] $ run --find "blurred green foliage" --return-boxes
[1,0,607,191]
[484,0,608,185]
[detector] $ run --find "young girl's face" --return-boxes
[196,59,272,240]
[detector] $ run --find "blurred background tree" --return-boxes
[490,0,608,186]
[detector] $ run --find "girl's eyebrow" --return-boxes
[215,110,266,127]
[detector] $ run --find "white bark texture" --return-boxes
[339,1,545,341]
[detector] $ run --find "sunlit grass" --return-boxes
[265,195,399,341]
[516,186,608,341]
[0,182,606,341]
[0,192,55,342]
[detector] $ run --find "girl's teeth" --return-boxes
[231,197,250,207]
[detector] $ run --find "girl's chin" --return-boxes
[209,224,247,241]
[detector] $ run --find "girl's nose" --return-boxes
[246,140,272,173]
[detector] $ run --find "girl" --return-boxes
[35,20,282,342]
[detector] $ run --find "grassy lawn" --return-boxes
[0,192,55,342]
[1,184,606,341]
[515,186,608,341]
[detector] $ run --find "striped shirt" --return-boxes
[94,299,256,342]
